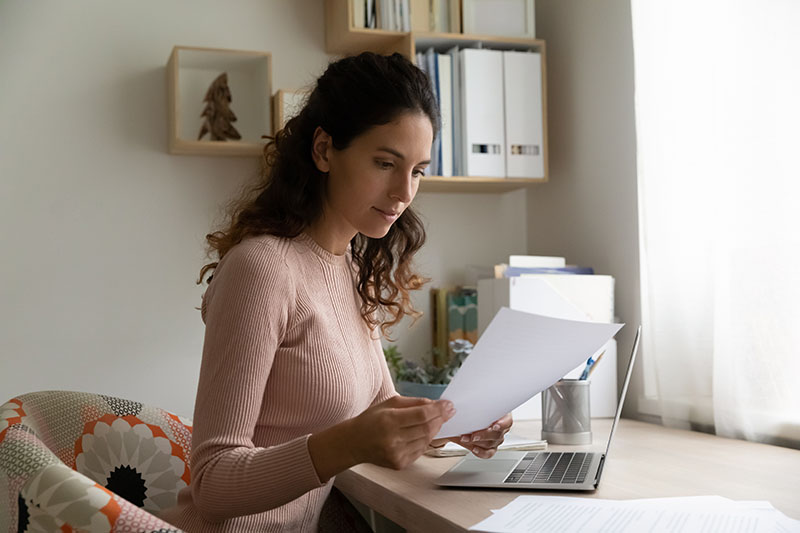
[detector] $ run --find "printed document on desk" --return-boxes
[468,495,800,532]
[434,308,622,439]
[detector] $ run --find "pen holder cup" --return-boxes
[541,379,592,445]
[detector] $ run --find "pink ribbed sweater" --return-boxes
[160,233,396,532]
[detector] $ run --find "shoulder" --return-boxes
[209,234,302,296]
[222,234,292,273]
[201,235,298,322]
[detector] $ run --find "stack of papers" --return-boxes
[425,433,546,457]
[469,495,800,532]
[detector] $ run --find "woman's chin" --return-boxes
[360,224,393,240]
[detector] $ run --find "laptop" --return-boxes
[436,325,641,491]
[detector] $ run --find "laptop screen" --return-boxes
[604,325,642,458]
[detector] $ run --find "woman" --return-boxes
[161,52,512,532]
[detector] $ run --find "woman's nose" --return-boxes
[390,170,415,203]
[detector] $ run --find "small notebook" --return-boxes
[426,433,547,457]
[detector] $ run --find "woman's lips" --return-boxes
[373,207,400,221]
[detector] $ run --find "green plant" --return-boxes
[383,340,474,385]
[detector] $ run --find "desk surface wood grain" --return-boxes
[334,419,800,532]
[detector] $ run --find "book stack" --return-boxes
[352,0,460,32]
[352,0,409,31]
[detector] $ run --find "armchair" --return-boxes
[0,390,192,532]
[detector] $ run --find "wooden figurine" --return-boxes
[198,73,242,141]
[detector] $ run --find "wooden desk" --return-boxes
[335,419,800,532]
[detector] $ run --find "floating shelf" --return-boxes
[324,0,549,192]
[325,0,545,58]
[412,32,545,54]
[167,45,272,157]
[272,88,309,133]
[419,176,545,193]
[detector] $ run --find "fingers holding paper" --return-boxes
[452,412,513,459]
[349,395,457,470]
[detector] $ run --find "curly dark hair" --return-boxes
[197,52,440,337]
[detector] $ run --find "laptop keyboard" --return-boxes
[503,452,595,485]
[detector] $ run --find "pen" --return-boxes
[579,351,605,380]
[579,357,593,380]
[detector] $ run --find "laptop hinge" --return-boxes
[594,454,607,488]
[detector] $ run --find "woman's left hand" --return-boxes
[431,413,513,459]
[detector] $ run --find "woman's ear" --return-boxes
[311,126,332,173]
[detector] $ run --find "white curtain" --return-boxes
[631,0,800,446]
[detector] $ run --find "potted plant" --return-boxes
[383,340,474,400]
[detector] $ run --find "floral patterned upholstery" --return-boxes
[0,391,192,532]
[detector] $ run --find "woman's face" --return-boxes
[312,111,433,250]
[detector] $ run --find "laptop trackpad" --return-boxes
[446,459,517,484]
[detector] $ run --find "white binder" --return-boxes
[446,46,462,176]
[437,53,453,177]
[502,50,544,179]
[460,48,505,177]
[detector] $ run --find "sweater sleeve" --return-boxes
[189,241,324,522]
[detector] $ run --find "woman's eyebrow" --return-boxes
[376,147,431,166]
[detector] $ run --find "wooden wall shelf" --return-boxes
[420,176,544,193]
[167,46,272,157]
[325,0,545,58]
[324,0,549,193]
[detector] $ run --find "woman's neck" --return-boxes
[304,214,355,256]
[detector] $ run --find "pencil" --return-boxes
[587,351,605,377]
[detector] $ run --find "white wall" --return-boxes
[0,1,528,417]
[529,0,644,418]
[391,189,527,362]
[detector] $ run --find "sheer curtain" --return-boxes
[631,0,800,447]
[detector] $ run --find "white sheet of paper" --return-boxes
[441,433,546,452]
[468,496,800,533]
[426,432,546,457]
[434,307,623,439]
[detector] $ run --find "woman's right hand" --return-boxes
[348,395,456,470]
[308,395,455,482]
